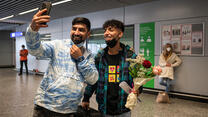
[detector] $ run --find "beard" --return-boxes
[104,34,120,48]
[105,38,118,48]
[71,34,84,44]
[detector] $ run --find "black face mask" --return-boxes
[105,38,118,48]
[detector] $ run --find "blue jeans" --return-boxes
[159,77,172,92]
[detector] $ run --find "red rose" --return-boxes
[142,60,152,68]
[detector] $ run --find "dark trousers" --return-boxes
[33,105,76,117]
[20,60,28,74]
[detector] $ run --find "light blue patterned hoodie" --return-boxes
[25,26,98,114]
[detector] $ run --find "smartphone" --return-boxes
[39,1,52,25]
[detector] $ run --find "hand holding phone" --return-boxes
[30,2,51,31]
[119,81,142,102]
[39,1,52,25]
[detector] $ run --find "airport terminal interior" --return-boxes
[0,0,208,117]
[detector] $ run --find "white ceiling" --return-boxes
[0,0,157,30]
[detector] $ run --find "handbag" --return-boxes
[156,92,170,103]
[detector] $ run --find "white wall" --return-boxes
[16,0,208,96]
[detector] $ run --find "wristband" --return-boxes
[77,56,85,62]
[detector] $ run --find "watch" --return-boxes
[77,56,85,62]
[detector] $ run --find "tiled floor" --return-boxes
[0,68,207,117]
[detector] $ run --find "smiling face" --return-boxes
[104,26,123,42]
[70,23,90,44]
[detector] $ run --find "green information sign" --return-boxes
[139,22,155,88]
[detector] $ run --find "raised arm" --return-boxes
[25,9,54,59]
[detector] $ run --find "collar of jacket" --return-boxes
[97,43,130,66]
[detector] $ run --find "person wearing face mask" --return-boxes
[159,43,182,94]
[19,44,29,75]
[82,19,142,117]
[25,9,98,117]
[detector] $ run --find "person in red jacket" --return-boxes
[19,45,28,75]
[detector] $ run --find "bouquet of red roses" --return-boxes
[125,54,162,110]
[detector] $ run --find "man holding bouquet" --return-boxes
[82,19,142,117]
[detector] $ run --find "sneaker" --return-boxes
[18,73,22,75]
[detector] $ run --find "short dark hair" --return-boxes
[72,17,91,31]
[103,19,124,32]
[22,45,25,48]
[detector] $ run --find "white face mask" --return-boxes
[166,47,171,52]
[76,41,85,47]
